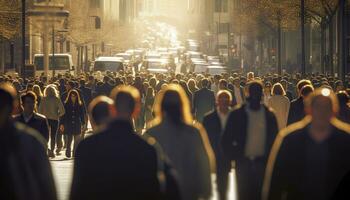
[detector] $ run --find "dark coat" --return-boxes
[287,97,305,125]
[0,122,57,200]
[61,102,86,135]
[13,113,50,142]
[221,104,279,163]
[203,110,230,172]
[79,86,92,106]
[70,119,180,200]
[193,87,215,122]
[263,118,350,200]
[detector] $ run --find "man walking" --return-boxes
[222,81,278,200]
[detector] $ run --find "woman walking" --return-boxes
[268,83,290,130]
[60,90,86,158]
[38,85,65,158]
[145,84,215,200]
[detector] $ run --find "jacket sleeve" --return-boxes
[41,117,50,141]
[57,98,66,118]
[262,134,289,200]
[221,113,237,160]
[193,124,216,198]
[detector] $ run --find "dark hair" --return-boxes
[337,91,349,107]
[161,90,182,124]
[80,79,86,86]
[91,100,112,126]
[20,91,37,105]
[0,87,14,109]
[247,81,263,102]
[115,91,135,114]
[300,85,314,97]
[201,78,209,88]
[219,79,228,88]
[297,79,312,92]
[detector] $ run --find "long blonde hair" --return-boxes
[44,85,59,98]
[151,84,193,126]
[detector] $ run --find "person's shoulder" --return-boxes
[14,122,46,147]
[203,110,217,120]
[33,112,47,121]
[331,118,350,138]
[13,114,22,121]
[279,117,311,141]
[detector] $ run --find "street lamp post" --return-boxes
[22,0,26,77]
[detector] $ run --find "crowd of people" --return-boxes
[1,69,350,200]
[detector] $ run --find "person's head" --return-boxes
[297,79,312,96]
[335,80,344,92]
[300,85,314,99]
[153,84,193,125]
[0,83,17,128]
[271,83,286,96]
[79,79,86,87]
[20,92,37,115]
[88,96,115,131]
[26,83,34,91]
[201,78,210,89]
[247,72,254,81]
[246,81,263,109]
[305,88,339,140]
[44,85,59,98]
[66,81,75,91]
[187,78,197,90]
[219,79,228,90]
[110,85,141,120]
[233,78,240,86]
[32,85,43,98]
[264,82,272,94]
[65,90,82,105]
[216,90,232,113]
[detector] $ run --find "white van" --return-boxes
[93,57,125,73]
[33,53,75,77]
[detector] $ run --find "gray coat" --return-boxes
[145,119,214,200]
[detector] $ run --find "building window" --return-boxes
[218,23,229,33]
[89,0,100,8]
[215,0,228,12]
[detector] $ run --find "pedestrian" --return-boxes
[193,78,216,122]
[14,91,50,144]
[79,79,92,107]
[0,83,57,200]
[287,79,312,125]
[268,83,290,130]
[33,84,43,106]
[262,88,350,200]
[70,85,180,200]
[203,90,232,200]
[39,85,66,157]
[221,81,279,200]
[336,91,350,124]
[145,84,214,200]
[88,96,114,132]
[60,89,86,158]
[144,86,155,129]
[263,82,272,106]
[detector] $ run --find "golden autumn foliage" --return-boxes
[0,0,21,39]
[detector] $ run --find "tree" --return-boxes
[0,0,21,40]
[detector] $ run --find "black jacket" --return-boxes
[193,87,215,122]
[70,119,180,200]
[263,118,350,200]
[203,110,230,172]
[61,102,86,135]
[221,104,279,163]
[79,86,92,107]
[287,97,305,125]
[0,122,56,200]
[13,113,50,142]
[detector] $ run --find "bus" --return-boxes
[33,54,75,77]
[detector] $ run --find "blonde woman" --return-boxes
[144,84,215,200]
[39,84,65,158]
[32,84,43,106]
[268,83,290,130]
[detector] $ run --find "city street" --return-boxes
[50,152,237,200]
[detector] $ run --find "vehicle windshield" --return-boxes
[34,56,70,70]
[94,61,124,72]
